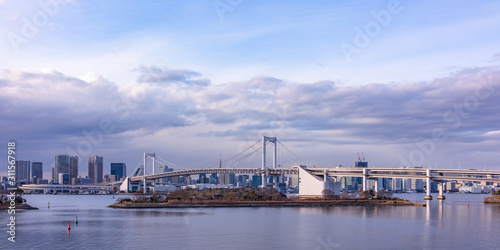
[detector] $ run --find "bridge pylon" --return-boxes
[143,152,155,193]
[262,136,277,188]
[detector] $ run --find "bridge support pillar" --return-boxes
[373,178,380,198]
[261,172,267,188]
[362,168,368,191]
[424,169,433,200]
[437,182,445,200]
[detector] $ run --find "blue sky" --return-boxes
[1,0,500,178]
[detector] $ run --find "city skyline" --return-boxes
[10,152,134,182]
[1,1,500,178]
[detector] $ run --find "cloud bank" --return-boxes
[1,66,499,174]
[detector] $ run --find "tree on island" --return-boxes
[360,190,375,199]
[118,187,287,203]
[322,189,334,198]
[0,189,26,205]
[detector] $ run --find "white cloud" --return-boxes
[1,65,500,175]
[485,130,500,136]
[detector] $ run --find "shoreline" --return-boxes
[109,199,415,208]
[0,203,38,210]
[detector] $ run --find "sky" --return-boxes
[1,0,500,179]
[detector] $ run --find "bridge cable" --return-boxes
[130,157,146,177]
[224,145,263,168]
[277,140,305,165]
[153,154,185,170]
[206,138,263,168]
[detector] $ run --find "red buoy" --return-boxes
[67,220,71,230]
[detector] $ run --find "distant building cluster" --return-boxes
[128,164,295,193]
[0,154,127,190]
[339,161,499,194]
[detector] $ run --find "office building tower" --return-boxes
[31,162,43,183]
[58,173,70,185]
[37,179,49,184]
[238,175,249,183]
[88,156,103,183]
[355,161,368,168]
[158,165,173,183]
[446,181,457,192]
[111,163,127,181]
[55,154,70,178]
[70,156,78,180]
[219,173,229,185]
[252,175,262,187]
[411,179,424,191]
[391,178,402,191]
[210,173,218,184]
[52,167,56,183]
[229,173,236,186]
[15,160,30,183]
[199,173,208,184]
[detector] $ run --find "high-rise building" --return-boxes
[158,165,173,183]
[411,179,424,191]
[15,160,30,183]
[446,181,457,192]
[199,173,208,184]
[402,178,411,191]
[238,175,249,183]
[58,173,70,185]
[55,154,70,180]
[391,178,403,191]
[31,162,43,182]
[355,161,368,168]
[70,156,78,180]
[219,173,229,185]
[229,173,236,185]
[88,156,103,183]
[103,174,117,183]
[52,167,56,183]
[111,163,127,181]
[210,173,218,184]
[252,175,262,187]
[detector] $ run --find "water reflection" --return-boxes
[124,210,207,217]
[14,194,500,249]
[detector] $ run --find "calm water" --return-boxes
[7,193,500,249]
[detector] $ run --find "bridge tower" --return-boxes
[262,136,277,187]
[143,152,155,194]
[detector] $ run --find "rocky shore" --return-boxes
[484,195,500,204]
[109,199,414,208]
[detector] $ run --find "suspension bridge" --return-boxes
[20,136,500,199]
[109,136,500,199]
[116,136,302,192]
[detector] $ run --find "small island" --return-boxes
[109,187,413,208]
[0,190,38,210]
[484,190,500,204]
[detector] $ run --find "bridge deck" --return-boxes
[120,167,500,184]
